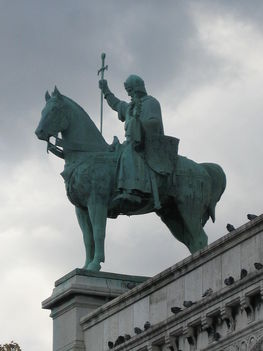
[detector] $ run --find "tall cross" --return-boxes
[97,53,108,134]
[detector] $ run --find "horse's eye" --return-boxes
[49,106,58,114]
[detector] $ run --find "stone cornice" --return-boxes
[43,283,129,311]
[42,270,149,311]
[54,269,149,287]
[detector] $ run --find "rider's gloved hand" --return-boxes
[99,79,109,95]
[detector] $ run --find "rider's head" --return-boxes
[124,75,147,97]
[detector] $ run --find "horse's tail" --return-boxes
[201,163,226,225]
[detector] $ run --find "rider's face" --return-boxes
[124,84,134,97]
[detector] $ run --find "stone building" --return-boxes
[43,215,263,351]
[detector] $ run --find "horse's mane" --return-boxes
[60,94,109,150]
[62,95,92,120]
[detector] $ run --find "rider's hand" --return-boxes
[133,140,144,152]
[99,79,108,93]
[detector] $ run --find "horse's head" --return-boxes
[35,86,69,141]
[36,86,110,160]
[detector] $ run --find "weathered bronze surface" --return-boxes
[35,80,226,271]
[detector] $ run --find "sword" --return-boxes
[97,53,108,134]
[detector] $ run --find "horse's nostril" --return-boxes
[35,128,41,136]
[35,128,47,140]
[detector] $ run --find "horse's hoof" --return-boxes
[87,261,101,271]
[82,260,93,270]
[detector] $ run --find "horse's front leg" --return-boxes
[86,200,108,271]
[75,206,95,269]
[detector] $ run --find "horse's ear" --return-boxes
[52,86,62,99]
[45,91,51,102]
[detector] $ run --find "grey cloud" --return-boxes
[0,0,237,163]
[197,0,263,32]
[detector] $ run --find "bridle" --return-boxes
[47,135,65,159]
[47,134,108,159]
[44,95,111,159]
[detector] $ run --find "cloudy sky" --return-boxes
[0,0,263,349]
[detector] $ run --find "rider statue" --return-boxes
[99,75,167,208]
[36,76,226,270]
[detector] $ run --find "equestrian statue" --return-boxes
[35,72,226,271]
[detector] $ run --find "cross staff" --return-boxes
[97,53,108,134]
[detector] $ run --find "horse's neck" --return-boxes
[62,108,109,163]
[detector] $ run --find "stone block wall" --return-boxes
[80,215,263,351]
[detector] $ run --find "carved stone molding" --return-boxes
[183,326,197,349]
[165,334,181,351]
[201,314,217,343]
[240,295,255,322]
[250,335,263,351]
[221,305,235,332]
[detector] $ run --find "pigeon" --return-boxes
[214,332,221,341]
[247,214,258,220]
[226,223,235,232]
[124,334,131,341]
[114,336,125,347]
[202,288,213,297]
[240,268,248,279]
[144,321,151,330]
[224,276,235,285]
[183,300,196,308]
[171,306,182,314]
[254,262,263,270]
[108,341,114,349]
[127,282,136,289]
[134,327,142,335]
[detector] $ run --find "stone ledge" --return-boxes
[55,269,149,287]
[42,269,149,311]
[49,295,108,320]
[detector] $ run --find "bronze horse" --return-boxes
[35,87,226,271]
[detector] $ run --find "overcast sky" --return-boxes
[0,1,263,349]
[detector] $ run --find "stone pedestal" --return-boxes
[42,269,149,351]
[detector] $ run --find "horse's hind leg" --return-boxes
[156,208,189,249]
[157,205,208,254]
[177,201,208,253]
[75,206,95,269]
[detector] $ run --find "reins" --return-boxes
[47,135,111,159]
[47,136,64,159]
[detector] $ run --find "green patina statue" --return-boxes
[35,77,226,271]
